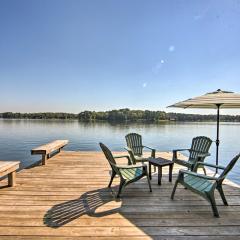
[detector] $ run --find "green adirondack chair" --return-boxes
[171,153,240,217]
[99,142,152,197]
[172,136,212,173]
[125,133,156,164]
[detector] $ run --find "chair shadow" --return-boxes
[43,173,240,231]
[44,186,121,228]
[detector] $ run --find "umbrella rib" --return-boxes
[184,105,192,109]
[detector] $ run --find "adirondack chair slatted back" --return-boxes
[99,143,119,174]
[189,136,212,161]
[99,142,152,197]
[219,153,240,181]
[125,133,143,156]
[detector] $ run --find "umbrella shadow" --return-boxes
[43,186,121,228]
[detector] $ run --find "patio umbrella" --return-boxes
[168,89,240,170]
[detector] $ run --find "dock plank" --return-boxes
[0,151,240,239]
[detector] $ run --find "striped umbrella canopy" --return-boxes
[168,89,240,170]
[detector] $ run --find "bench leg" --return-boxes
[42,154,47,165]
[8,172,16,187]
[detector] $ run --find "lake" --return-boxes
[0,119,239,184]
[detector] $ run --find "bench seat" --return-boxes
[0,161,20,187]
[31,140,69,165]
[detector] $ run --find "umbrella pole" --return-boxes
[216,104,221,173]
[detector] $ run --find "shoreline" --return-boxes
[1,118,240,123]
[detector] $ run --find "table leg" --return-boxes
[169,164,173,182]
[158,166,162,185]
[149,163,152,180]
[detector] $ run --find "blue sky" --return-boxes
[1,0,240,114]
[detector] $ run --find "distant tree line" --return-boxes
[168,113,240,122]
[0,112,76,120]
[78,109,168,122]
[1,109,240,122]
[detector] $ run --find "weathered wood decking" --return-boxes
[0,151,240,239]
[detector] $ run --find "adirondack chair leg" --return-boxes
[207,193,220,217]
[127,156,132,165]
[108,171,116,188]
[190,165,194,171]
[151,149,156,158]
[117,179,125,198]
[171,180,179,200]
[217,185,228,206]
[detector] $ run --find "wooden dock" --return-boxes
[0,151,240,239]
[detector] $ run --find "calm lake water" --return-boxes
[0,119,239,183]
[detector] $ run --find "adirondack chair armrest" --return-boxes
[172,149,189,159]
[143,146,156,157]
[143,145,155,151]
[194,162,225,170]
[113,155,130,159]
[117,163,146,169]
[180,169,219,181]
[196,152,211,158]
[113,154,132,165]
[173,149,190,152]
[124,146,133,152]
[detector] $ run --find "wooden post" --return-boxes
[8,171,16,187]
[42,154,47,165]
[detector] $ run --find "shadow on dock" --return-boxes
[44,187,121,228]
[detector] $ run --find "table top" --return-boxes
[148,157,174,166]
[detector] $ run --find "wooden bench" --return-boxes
[0,161,20,187]
[31,140,69,165]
